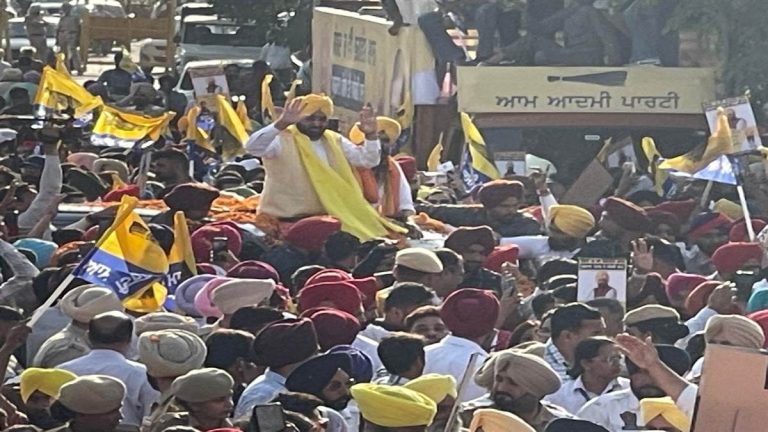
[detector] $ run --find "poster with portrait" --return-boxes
[577,258,627,304]
[189,66,230,108]
[703,96,762,151]
[494,151,527,178]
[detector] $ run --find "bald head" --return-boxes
[89,311,133,347]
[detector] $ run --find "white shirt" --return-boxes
[577,388,641,431]
[545,376,629,415]
[424,335,487,403]
[246,124,381,169]
[676,306,718,349]
[26,306,69,365]
[358,324,391,343]
[352,334,382,372]
[58,349,159,427]
[235,369,287,419]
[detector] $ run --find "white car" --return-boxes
[8,16,57,59]
[176,17,263,70]
[137,37,167,72]
[174,58,253,102]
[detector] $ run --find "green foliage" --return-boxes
[669,0,768,112]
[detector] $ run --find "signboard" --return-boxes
[457,67,716,114]
[494,151,527,177]
[704,96,763,151]
[312,7,438,130]
[577,258,627,303]
[692,344,768,431]
[189,66,229,109]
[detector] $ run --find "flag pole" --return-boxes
[700,180,713,208]
[28,273,75,327]
[731,154,755,241]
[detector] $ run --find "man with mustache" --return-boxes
[577,344,690,431]
[444,226,502,295]
[461,349,569,432]
[285,350,364,412]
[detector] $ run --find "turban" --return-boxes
[549,205,595,238]
[328,345,374,383]
[640,397,690,432]
[66,152,99,170]
[403,374,457,403]
[686,212,731,242]
[134,312,198,335]
[285,351,353,397]
[194,277,233,318]
[191,224,243,263]
[300,307,360,351]
[102,185,140,202]
[252,318,318,368]
[685,280,724,316]
[349,277,379,310]
[306,269,352,286]
[164,183,220,211]
[395,248,443,273]
[395,155,417,182]
[475,349,560,398]
[299,281,363,316]
[92,158,130,182]
[349,117,402,144]
[650,199,697,224]
[284,216,342,253]
[469,409,534,432]
[58,375,125,415]
[478,180,524,208]
[747,310,768,348]
[351,383,437,427]
[139,330,207,378]
[626,345,690,376]
[197,263,222,275]
[705,314,765,349]
[603,197,651,232]
[227,260,281,283]
[171,368,234,403]
[545,419,609,432]
[647,210,680,233]
[713,198,743,220]
[60,285,122,324]
[748,285,768,314]
[13,238,56,269]
[729,219,767,242]
[19,368,77,403]
[445,226,496,254]
[710,242,763,274]
[296,94,334,117]
[211,279,276,314]
[441,288,499,338]
[483,245,519,273]
[174,275,216,316]
[624,304,681,326]
[665,273,708,307]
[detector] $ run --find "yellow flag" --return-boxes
[427,134,443,172]
[236,99,252,132]
[91,105,174,148]
[55,52,69,76]
[161,211,198,293]
[34,66,103,117]
[659,107,734,174]
[215,94,248,159]
[110,173,127,191]
[181,104,215,154]
[460,112,500,180]
[285,79,302,103]
[396,91,413,130]
[261,74,276,122]
[641,137,668,195]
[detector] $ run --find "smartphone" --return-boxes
[210,236,229,261]
[253,403,285,432]
[734,270,762,302]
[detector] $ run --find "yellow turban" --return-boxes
[469,409,535,432]
[705,314,765,349]
[351,383,437,427]
[349,116,402,144]
[20,368,77,403]
[713,198,742,220]
[297,94,334,117]
[549,205,595,238]
[404,374,457,403]
[640,397,690,432]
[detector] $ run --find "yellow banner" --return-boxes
[457,67,716,114]
[312,7,436,131]
[92,105,174,148]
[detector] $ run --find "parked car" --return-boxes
[176,17,263,70]
[137,37,168,72]
[8,16,56,59]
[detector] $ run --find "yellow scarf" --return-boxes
[287,126,406,240]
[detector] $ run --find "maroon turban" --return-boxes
[444,226,495,254]
[483,245,519,273]
[300,307,361,351]
[299,281,363,316]
[252,318,318,368]
[665,273,708,307]
[102,185,140,202]
[395,155,417,182]
[711,242,763,274]
[305,269,353,286]
[603,197,651,233]
[284,216,342,253]
[477,180,524,208]
[440,288,499,338]
[729,219,768,242]
[650,199,697,223]
[191,224,243,262]
[227,260,280,283]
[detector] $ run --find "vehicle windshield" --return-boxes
[9,21,56,38]
[182,22,262,47]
